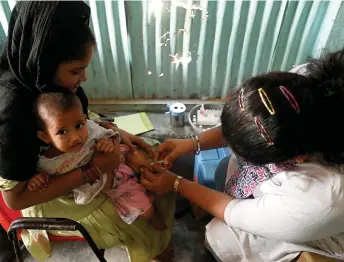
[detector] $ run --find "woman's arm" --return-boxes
[3,149,121,210]
[198,127,228,150]
[98,121,154,159]
[173,176,333,242]
[141,165,233,222]
[142,164,338,243]
[2,167,85,210]
[176,176,233,221]
[154,127,229,168]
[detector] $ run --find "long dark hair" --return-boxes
[221,48,344,165]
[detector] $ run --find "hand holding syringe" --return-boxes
[149,160,165,166]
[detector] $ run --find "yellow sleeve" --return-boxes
[0,177,19,191]
[88,110,101,123]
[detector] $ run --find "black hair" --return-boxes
[307,48,344,163]
[221,48,344,165]
[33,91,83,131]
[40,23,96,81]
[52,23,96,63]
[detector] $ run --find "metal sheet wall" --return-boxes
[0,1,343,99]
[128,0,342,99]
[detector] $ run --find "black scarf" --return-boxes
[0,2,91,181]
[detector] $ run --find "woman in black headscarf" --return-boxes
[0,2,174,261]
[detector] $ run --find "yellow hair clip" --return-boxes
[258,88,275,115]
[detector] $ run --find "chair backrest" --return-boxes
[1,193,84,242]
[0,193,21,231]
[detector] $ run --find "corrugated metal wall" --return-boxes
[0,1,343,100]
[127,0,342,99]
[85,0,133,99]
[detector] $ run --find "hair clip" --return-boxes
[279,86,300,113]
[258,88,275,115]
[238,88,244,111]
[254,117,274,146]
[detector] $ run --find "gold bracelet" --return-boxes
[173,176,183,192]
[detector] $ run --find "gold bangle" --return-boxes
[190,135,201,155]
[173,175,183,192]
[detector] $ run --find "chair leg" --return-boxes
[7,231,23,262]
[75,224,107,262]
[1,224,16,262]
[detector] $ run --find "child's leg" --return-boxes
[109,177,166,229]
[150,208,167,232]
[138,204,154,222]
[138,205,167,231]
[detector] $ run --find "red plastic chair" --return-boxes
[0,194,106,262]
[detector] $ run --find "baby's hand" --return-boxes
[27,173,49,192]
[96,139,115,153]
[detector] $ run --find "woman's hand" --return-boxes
[91,141,121,174]
[154,139,195,169]
[118,129,154,159]
[140,164,177,195]
[142,163,233,222]
[98,121,153,159]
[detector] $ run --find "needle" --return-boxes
[149,160,164,166]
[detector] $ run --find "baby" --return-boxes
[28,91,165,231]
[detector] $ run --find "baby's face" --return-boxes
[41,107,88,153]
[126,148,150,172]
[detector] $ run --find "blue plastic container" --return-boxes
[194,147,231,189]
